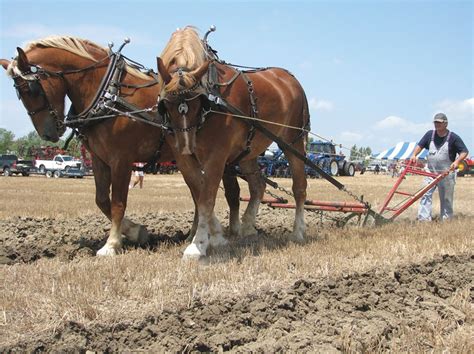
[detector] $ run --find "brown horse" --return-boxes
[157,27,310,259]
[0,36,239,256]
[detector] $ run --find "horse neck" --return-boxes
[63,61,109,113]
[62,58,159,113]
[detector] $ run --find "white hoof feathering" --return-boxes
[291,215,306,243]
[210,233,229,248]
[182,243,206,260]
[96,244,120,256]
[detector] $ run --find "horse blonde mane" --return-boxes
[25,36,102,62]
[160,26,207,93]
[8,36,151,80]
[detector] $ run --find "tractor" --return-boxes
[457,157,474,177]
[306,141,355,177]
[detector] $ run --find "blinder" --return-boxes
[13,73,45,101]
[28,80,43,97]
[12,66,63,134]
[157,96,167,116]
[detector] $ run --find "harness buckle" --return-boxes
[208,93,222,106]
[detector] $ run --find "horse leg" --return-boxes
[93,157,148,255]
[222,172,241,237]
[176,155,228,248]
[284,142,307,242]
[96,161,135,256]
[183,159,227,260]
[239,159,266,237]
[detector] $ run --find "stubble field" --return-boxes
[0,172,473,352]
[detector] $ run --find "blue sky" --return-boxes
[0,0,472,154]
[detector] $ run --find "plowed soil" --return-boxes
[1,209,472,352]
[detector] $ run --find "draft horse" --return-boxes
[0,36,237,256]
[157,27,310,259]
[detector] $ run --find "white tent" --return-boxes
[374,142,428,160]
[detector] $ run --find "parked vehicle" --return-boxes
[35,154,82,174]
[306,141,355,177]
[0,154,31,176]
[366,163,388,173]
[45,167,85,178]
[457,157,474,177]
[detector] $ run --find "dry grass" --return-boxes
[0,172,473,349]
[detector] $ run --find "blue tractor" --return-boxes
[306,141,355,177]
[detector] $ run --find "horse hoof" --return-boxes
[123,223,149,245]
[240,224,258,237]
[290,233,305,244]
[137,226,149,245]
[209,234,229,248]
[182,243,206,260]
[96,244,120,256]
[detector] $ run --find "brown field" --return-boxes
[0,172,473,352]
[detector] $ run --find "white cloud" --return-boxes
[434,97,473,122]
[298,60,313,70]
[308,97,334,112]
[339,131,363,142]
[374,115,430,135]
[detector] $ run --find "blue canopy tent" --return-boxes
[374,142,428,160]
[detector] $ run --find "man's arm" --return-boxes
[410,145,423,164]
[451,151,469,171]
[450,134,469,171]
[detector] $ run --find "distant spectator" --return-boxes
[391,163,399,178]
[130,162,146,189]
[374,164,380,174]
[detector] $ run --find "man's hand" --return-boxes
[410,155,417,165]
[450,161,458,171]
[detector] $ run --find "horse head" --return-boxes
[157,57,210,155]
[1,47,67,142]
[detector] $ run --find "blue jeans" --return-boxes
[418,173,456,221]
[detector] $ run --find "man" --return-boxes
[410,113,469,221]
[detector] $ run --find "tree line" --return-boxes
[1,127,373,163]
[0,128,82,158]
[349,145,372,161]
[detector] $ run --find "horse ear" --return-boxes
[0,59,10,70]
[16,47,30,72]
[156,57,172,84]
[192,61,210,82]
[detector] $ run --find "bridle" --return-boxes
[13,65,65,132]
[11,56,109,134]
[158,68,210,133]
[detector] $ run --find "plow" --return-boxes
[241,160,451,228]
